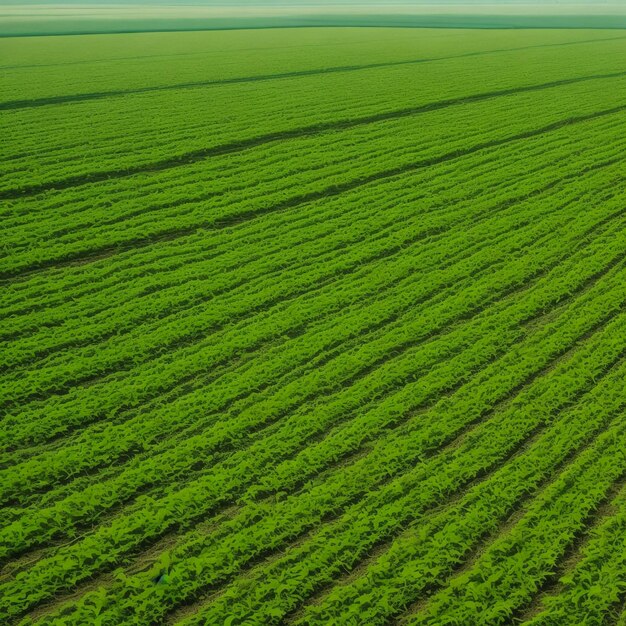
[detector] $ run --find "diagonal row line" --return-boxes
[3,101,626,282]
[3,34,626,110]
[2,69,626,203]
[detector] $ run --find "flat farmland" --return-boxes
[2,26,626,626]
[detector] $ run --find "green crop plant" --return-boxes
[1,25,625,626]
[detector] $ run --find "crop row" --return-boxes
[3,38,626,192]
[0,119,560,316]
[5,138,620,400]
[5,75,626,279]
[6,121,587,362]
[6,197,625,524]
[0,208,570,491]
[4,68,623,236]
[78,296,626,626]
[4,211,625,564]
[3,218,599,544]
[168,316,626,626]
[5,32,596,180]
[524,480,626,626]
[3,109,614,331]
[0,181,549,434]
[4,207,626,621]
[2,29,608,103]
[6,152,615,454]
[4,183,622,498]
[408,415,626,625]
[298,380,626,625]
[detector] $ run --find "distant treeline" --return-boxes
[2,13,626,37]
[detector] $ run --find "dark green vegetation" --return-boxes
[2,26,626,625]
[3,4,626,37]
[4,15,626,38]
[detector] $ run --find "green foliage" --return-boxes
[2,25,626,626]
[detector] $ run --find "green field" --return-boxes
[2,26,626,625]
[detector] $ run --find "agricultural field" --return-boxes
[2,25,626,625]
